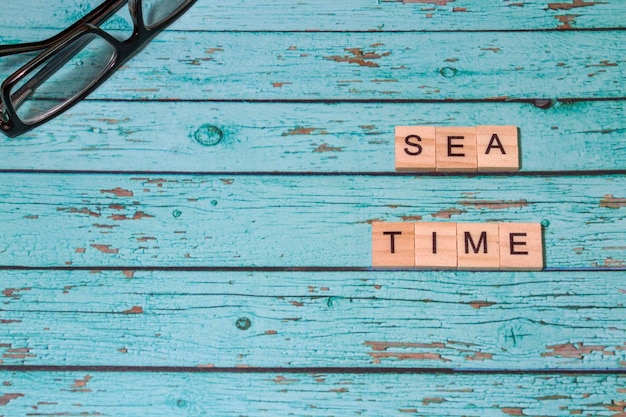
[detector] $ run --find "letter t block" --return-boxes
[372,222,415,268]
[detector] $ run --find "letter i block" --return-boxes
[476,126,520,172]
[499,223,544,270]
[395,126,437,172]
[457,223,500,270]
[372,222,415,268]
[436,127,478,172]
[415,222,457,269]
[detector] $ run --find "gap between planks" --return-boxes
[2,366,626,375]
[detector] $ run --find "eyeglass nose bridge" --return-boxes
[127,0,144,32]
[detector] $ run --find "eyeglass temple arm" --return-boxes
[0,0,127,57]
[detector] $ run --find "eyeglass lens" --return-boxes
[10,33,117,124]
[8,0,191,126]
[142,0,190,29]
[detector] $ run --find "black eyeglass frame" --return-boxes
[0,0,196,138]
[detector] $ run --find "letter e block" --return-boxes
[395,126,437,172]
[476,126,520,172]
[457,223,500,270]
[436,127,477,172]
[415,222,457,269]
[372,222,415,268]
[499,223,543,270]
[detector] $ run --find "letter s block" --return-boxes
[372,222,415,268]
[499,223,544,270]
[395,126,437,172]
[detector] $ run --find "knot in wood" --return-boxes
[193,124,224,146]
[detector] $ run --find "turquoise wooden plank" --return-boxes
[1,270,626,368]
[0,174,624,268]
[0,371,624,417]
[1,31,624,101]
[0,101,624,173]
[2,0,624,32]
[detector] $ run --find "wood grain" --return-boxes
[1,0,624,32]
[0,174,624,268]
[0,101,623,173]
[0,371,625,416]
[1,270,625,369]
[1,31,624,101]
[1,0,625,413]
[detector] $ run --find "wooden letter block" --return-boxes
[372,222,415,268]
[436,127,477,172]
[499,223,544,270]
[457,223,500,270]
[415,222,457,269]
[476,125,520,172]
[395,126,436,172]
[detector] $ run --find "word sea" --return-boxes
[372,222,543,270]
[395,125,519,172]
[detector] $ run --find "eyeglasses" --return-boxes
[0,0,196,138]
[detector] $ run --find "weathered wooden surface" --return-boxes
[0,101,624,173]
[1,270,626,369]
[1,0,625,415]
[2,30,624,101]
[3,0,625,32]
[0,174,625,268]
[0,371,625,417]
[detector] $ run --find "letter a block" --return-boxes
[414,222,457,269]
[476,125,520,172]
[436,127,478,172]
[457,223,500,270]
[395,126,437,172]
[372,222,415,268]
[499,223,543,270]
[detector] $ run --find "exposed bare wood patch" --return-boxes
[548,0,604,11]
[542,342,610,359]
[282,127,327,136]
[272,376,300,385]
[313,143,343,153]
[58,207,101,218]
[468,301,496,309]
[402,0,456,5]
[600,194,626,208]
[108,211,154,221]
[501,407,525,416]
[465,352,494,361]
[400,215,423,221]
[369,352,450,362]
[90,244,119,254]
[324,48,390,67]
[2,287,31,299]
[70,375,92,393]
[458,199,529,210]
[0,393,24,406]
[122,306,144,315]
[272,82,292,88]
[100,187,134,197]
[431,208,464,218]
[3,347,35,360]
[423,397,446,405]
[555,14,580,29]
